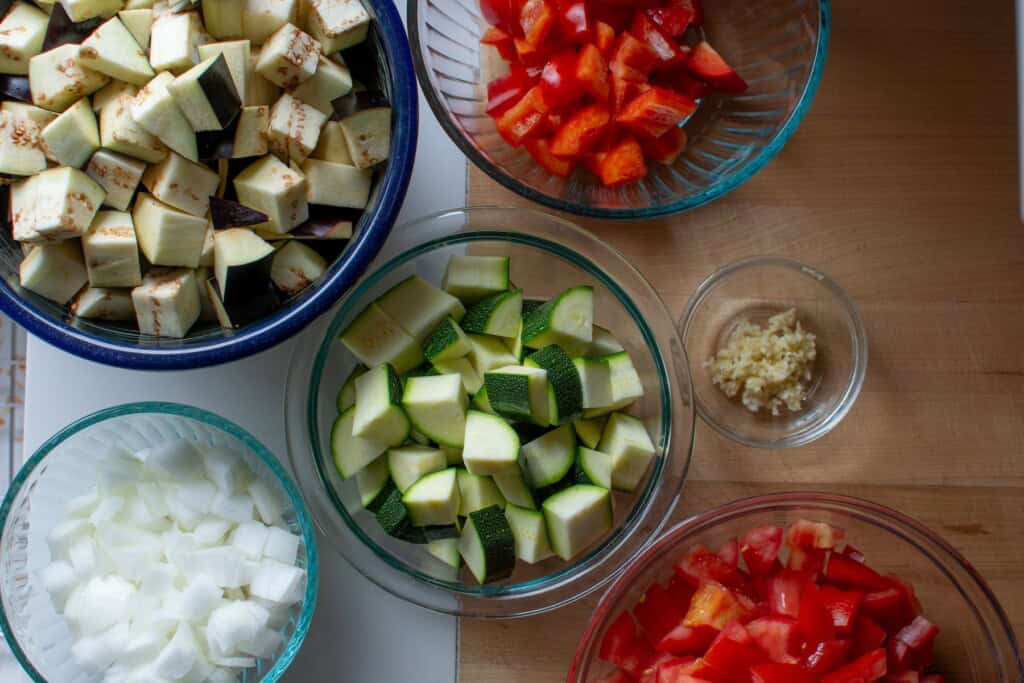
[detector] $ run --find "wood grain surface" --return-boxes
[459,0,1024,680]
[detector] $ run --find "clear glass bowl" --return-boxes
[570,493,1024,682]
[408,0,829,219]
[284,207,695,617]
[679,256,866,448]
[0,403,319,683]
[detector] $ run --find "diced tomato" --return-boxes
[797,584,837,648]
[888,617,938,671]
[610,32,659,79]
[766,571,805,618]
[635,583,689,647]
[804,639,852,675]
[739,527,784,577]
[819,586,864,636]
[717,538,739,568]
[600,611,657,678]
[852,616,888,658]
[645,6,693,36]
[550,103,611,156]
[540,51,583,107]
[616,87,696,138]
[486,66,536,117]
[595,670,633,683]
[820,648,887,683]
[523,137,576,176]
[594,20,617,56]
[825,555,889,591]
[746,616,798,663]
[702,621,769,682]
[630,11,687,68]
[480,0,520,34]
[787,520,844,551]
[496,85,550,145]
[687,40,747,94]
[557,0,591,43]
[788,546,827,576]
[574,43,610,101]
[520,0,557,47]
[750,662,818,683]
[684,583,748,631]
[657,622,717,655]
[675,545,750,592]
[481,26,517,61]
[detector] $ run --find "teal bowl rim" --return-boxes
[409,0,830,220]
[305,229,680,600]
[0,402,320,683]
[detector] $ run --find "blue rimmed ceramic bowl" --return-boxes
[284,207,696,618]
[0,0,417,370]
[0,402,319,682]
[409,0,828,219]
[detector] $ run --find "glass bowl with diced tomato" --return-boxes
[569,493,1023,682]
[408,0,828,219]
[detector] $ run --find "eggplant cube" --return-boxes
[267,93,326,163]
[270,240,326,296]
[40,98,99,168]
[199,224,215,266]
[29,44,109,112]
[301,158,370,209]
[131,71,198,161]
[206,276,279,329]
[82,210,142,288]
[58,0,124,22]
[85,149,146,212]
[247,45,281,107]
[0,109,46,176]
[204,0,244,40]
[78,16,155,86]
[308,0,370,53]
[168,53,242,132]
[233,154,308,233]
[242,0,298,45]
[19,241,88,304]
[312,120,352,164]
[10,167,106,242]
[100,91,168,163]
[133,193,208,267]
[341,107,391,169]
[233,105,269,158]
[197,40,252,106]
[131,267,201,338]
[90,79,135,113]
[1,101,56,127]
[71,286,136,321]
[290,55,352,115]
[142,151,220,217]
[118,8,153,50]
[0,2,48,76]
[254,22,319,89]
[149,10,201,74]
[213,227,274,304]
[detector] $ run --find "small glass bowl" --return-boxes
[570,493,1024,683]
[284,206,695,617]
[679,256,866,448]
[409,0,829,219]
[0,403,319,683]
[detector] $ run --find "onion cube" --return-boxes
[181,574,223,621]
[262,527,299,565]
[248,479,284,526]
[193,517,232,546]
[137,482,170,519]
[68,536,100,578]
[74,575,135,636]
[64,488,101,518]
[184,547,254,588]
[119,630,168,668]
[47,518,91,561]
[172,479,218,514]
[250,561,304,605]
[230,521,269,560]
[71,632,119,672]
[238,625,284,658]
[154,622,199,680]
[41,560,77,611]
[202,448,244,493]
[211,491,254,523]
[89,495,125,525]
[138,439,205,481]
[207,601,260,655]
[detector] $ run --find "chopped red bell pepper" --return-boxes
[514,36,549,65]
[612,75,651,114]
[788,546,827,576]
[821,648,887,683]
[820,586,864,637]
[797,583,837,647]
[750,662,819,683]
[557,0,591,43]
[482,26,518,61]
[684,583,749,630]
[804,639,853,675]
[657,622,718,656]
[595,669,633,683]
[574,43,610,101]
[594,20,617,56]
[550,103,611,156]
[496,84,551,145]
[702,621,769,682]
[610,32,659,81]
[486,66,536,117]
[655,658,710,683]
[631,11,687,68]
[852,616,888,658]
[842,545,866,564]
[665,574,696,608]
[616,86,697,138]
[921,676,945,683]
[645,6,693,36]
[640,653,684,683]
[687,40,747,93]
[540,50,584,107]
[717,538,739,568]
[766,570,805,618]
[520,0,557,47]
[787,520,844,550]
[635,582,690,647]
[600,611,657,679]
[862,588,918,634]
[675,545,749,591]
[480,0,520,34]
[740,526,784,577]
[523,137,576,176]
[746,616,798,663]
[826,555,889,591]
[668,0,702,26]
[888,617,939,671]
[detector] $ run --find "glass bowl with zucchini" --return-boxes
[285,207,695,618]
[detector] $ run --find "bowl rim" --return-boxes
[408,0,830,220]
[569,492,1024,682]
[0,0,418,371]
[679,255,868,448]
[0,401,320,683]
[285,205,697,617]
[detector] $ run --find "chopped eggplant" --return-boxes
[307,0,370,53]
[206,276,279,329]
[100,89,169,163]
[311,120,352,163]
[78,15,155,86]
[40,97,99,168]
[209,196,268,229]
[10,166,105,241]
[301,158,370,209]
[30,43,109,111]
[197,39,251,106]
[246,44,280,106]
[270,239,326,296]
[0,2,48,75]
[132,192,207,267]
[290,54,352,114]
[232,104,268,158]
[19,239,88,304]
[340,106,390,169]
[131,266,201,337]
[0,73,31,102]
[199,223,214,265]
[241,0,297,45]
[141,150,220,216]
[203,0,243,40]
[267,92,326,163]
[330,87,387,120]
[213,227,275,303]
[131,71,198,161]
[81,209,142,287]
[90,79,135,112]
[232,153,308,233]
[1,101,56,127]
[290,210,353,239]
[85,148,146,211]
[255,22,318,89]
[41,3,103,52]
[0,109,46,176]
[118,8,153,49]
[168,53,242,131]
[148,9,200,73]
[71,286,136,321]
[196,114,238,159]
[59,0,124,22]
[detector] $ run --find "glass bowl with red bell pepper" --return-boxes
[409,0,828,219]
[569,493,1023,682]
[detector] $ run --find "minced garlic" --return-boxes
[705,308,817,416]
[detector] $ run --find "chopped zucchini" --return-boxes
[462,410,520,476]
[525,345,583,425]
[433,356,483,395]
[521,285,593,355]
[484,365,550,425]
[339,303,425,374]
[371,481,411,537]
[352,364,410,447]
[355,456,389,507]
[520,424,576,489]
[427,537,461,569]
[460,289,523,339]
[598,412,656,492]
[584,351,645,417]
[572,416,608,449]
[401,374,468,448]
[377,274,466,341]
[336,365,367,413]
[402,468,460,527]
[542,485,613,562]
[492,469,535,510]
[505,319,525,361]
[443,255,510,302]
[457,469,506,517]
[387,446,446,493]
[331,407,387,480]
[467,333,519,375]
[589,324,624,356]
[522,298,547,317]
[471,386,496,415]
[443,448,464,466]
[422,316,471,363]
[573,447,612,489]
[459,505,515,584]
[573,356,614,411]
[505,504,554,564]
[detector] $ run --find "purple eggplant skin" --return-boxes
[0,74,30,103]
[330,89,389,121]
[209,278,280,327]
[0,2,13,20]
[199,54,241,129]
[291,214,354,240]
[220,250,273,306]
[197,118,237,160]
[209,196,268,229]
[42,4,104,52]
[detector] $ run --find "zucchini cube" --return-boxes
[423,317,472,363]
[232,154,308,233]
[0,2,48,76]
[339,303,424,374]
[29,44,109,112]
[542,485,612,561]
[10,167,106,242]
[331,406,386,480]
[504,504,554,564]
[267,93,327,163]
[433,357,483,395]
[483,365,549,425]
[377,275,466,342]
[387,446,446,494]
[443,255,510,303]
[131,268,201,338]
[573,356,613,411]
[462,410,520,477]
[467,333,519,375]
[255,22,319,89]
[457,469,506,517]
[402,374,468,449]
[597,412,656,492]
[402,468,460,527]
[82,210,142,288]
[40,98,100,168]
[85,149,146,212]
[142,151,220,217]
[307,0,371,53]
[352,364,410,447]
[19,241,88,305]
[133,193,208,268]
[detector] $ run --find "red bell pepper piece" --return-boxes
[480,0,520,34]
[852,616,887,658]
[635,582,689,648]
[797,583,837,647]
[921,676,945,683]
[523,137,576,176]
[675,545,749,591]
[687,40,747,94]
[557,0,591,43]
[575,43,610,101]
[825,555,889,591]
[656,622,717,656]
[611,75,650,114]
[594,20,616,56]
[540,51,583,107]
[486,66,535,117]
[610,32,659,80]
[788,546,827,576]
[702,620,769,682]
[740,526,784,577]
[640,653,683,683]
[668,0,703,26]
[750,662,818,683]
[717,538,739,568]
[514,36,548,66]
[821,648,887,683]
[652,64,714,101]
[889,616,939,671]
[746,616,798,663]
[646,6,693,36]
[595,670,632,683]
[819,585,864,636]
[481,26,517,61]
[787,520,844,551]
[519,0,556,47]
[550,103,610,156]
[862,588,918,634]
[616,86,697,138]
[766,570,805,618]
[804,639,852,675]
[665,574,696,609]
[600,611,657,679]
[496,85,550,145]
[683,583,749,630]
[843,545,867,564]
[655,659,711,683]
[631,11,687,68]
